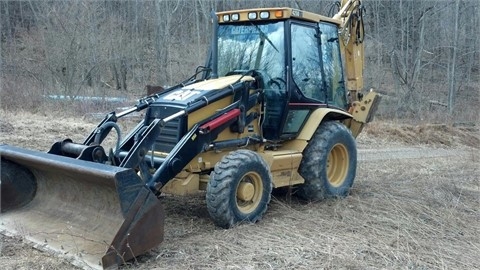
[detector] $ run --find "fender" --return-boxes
[280,108,352,153]
[297,107,352,141]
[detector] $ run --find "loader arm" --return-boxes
[116,78,262,195]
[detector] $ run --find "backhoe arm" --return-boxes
[333,0,365,99]
[334,0,381,137]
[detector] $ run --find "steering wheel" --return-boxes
[268,77,286,89]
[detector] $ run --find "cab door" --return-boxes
[281,22,324,140]
[281,21,347,140]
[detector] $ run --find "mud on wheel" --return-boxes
[297,121,357,201]
[206,149,273,228]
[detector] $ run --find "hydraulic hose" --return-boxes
[94,121,122,155]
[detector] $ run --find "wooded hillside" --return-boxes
[1,0,478,122]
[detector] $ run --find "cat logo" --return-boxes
[163,89,202,101]
[291,9,303,17]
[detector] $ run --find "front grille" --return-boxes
[154,118,181,153]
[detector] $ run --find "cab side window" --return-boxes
[291,24,325,102]
[319,22,347,109]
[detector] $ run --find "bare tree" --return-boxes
[0,0,478,122]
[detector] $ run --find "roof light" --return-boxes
[259,11,270,19]
[248,12,257,20]
[231,13,239,21]
[274,10,284,18]
[223,14,230,22]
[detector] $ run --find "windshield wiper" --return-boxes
[251,23,279,53]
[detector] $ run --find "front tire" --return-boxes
[206,150,272,228]
[297,121,357,201]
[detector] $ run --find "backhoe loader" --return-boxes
[0,1,380,268]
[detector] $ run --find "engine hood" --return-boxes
[154,75,254,107]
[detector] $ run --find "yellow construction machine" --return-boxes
[0,0,380,268]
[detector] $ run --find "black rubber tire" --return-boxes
[206,150,273,228]
[297,121,357,201]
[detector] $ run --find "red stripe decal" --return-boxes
[199,109,241,133]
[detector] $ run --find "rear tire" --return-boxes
[297,121,357,201]
[206,150,272,228]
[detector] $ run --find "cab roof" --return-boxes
[216,7,341,25]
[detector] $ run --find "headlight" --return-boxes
[248,12,257,20]
[259,11,270,19]
[231,13,240,21]
[223,14,230,22]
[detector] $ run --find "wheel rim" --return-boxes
[236,172,263,214]
[326,143,349,187]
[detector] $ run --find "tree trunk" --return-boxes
[447,0,460,115]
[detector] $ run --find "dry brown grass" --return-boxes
[1,111,479,270]
[0,234,77,270]
[130,151,478,270]
[363,120,480,149]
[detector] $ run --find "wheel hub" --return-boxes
[237,182,255,201]
[327,143,349,187]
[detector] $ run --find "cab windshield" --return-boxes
[216,22,285,80]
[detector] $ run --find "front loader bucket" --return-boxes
[0,145,165,269]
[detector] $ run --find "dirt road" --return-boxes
[1,112,478,269]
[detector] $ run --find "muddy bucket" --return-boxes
[0,145,164,269]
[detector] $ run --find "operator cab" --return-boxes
[210,8,348,140]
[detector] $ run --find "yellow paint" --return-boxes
[297,108,352,141]
[346,91,382,137]
[259,151,305,188]
[161,173,200,196]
